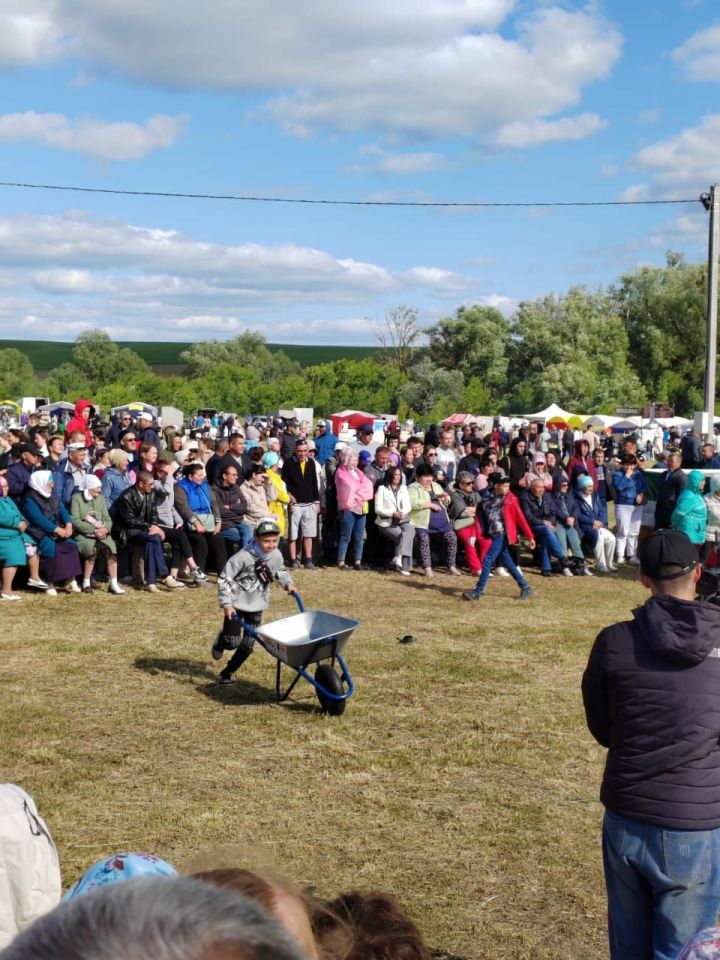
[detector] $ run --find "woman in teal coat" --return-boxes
[0,474,47,601]
[671,469,708,546]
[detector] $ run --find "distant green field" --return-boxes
[0,340,380,372]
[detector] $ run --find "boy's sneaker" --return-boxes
[289,560,300,570]
[518,587,534,601]
[218,673,234,685]
[495,567,510,577]
[462,590,482,601]
[211,635,224,661]
[303,560,319,570]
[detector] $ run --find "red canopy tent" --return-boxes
[442,413,474,426]
[330,410,378,437]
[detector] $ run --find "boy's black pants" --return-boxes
[220,610,263,679]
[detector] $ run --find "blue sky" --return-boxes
[0,0,718,346]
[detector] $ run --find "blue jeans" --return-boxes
[603,810,720,960]
[531,524,567,571]
[221,523,253,550]
[337,510,366,564]
[131,532,168,585]
[473,535,528,595]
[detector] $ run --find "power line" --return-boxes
[0,179,701,208]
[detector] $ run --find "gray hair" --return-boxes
[337,447,356,468]
[0,876,306,960]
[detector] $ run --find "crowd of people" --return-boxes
[1,400,719,605]
[0,783,430,959]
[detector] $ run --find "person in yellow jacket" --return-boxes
[262,451,291,539]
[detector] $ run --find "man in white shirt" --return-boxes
[436,429,459,485]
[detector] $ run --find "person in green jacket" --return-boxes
[0,475,47,601]
[70,475,124,595]
[671,469,707,546]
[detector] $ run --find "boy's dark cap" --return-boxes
[358,423,373,434]
[490,471,511,485]
[470,438,485,449]
[639,529,698,581]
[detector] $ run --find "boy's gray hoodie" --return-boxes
[218,545,293,612]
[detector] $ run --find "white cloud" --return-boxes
[628,114,720,193]
[0,1,63,67]
[0,111,187,160]
[493,112,605,147]
[352,146,449,175]
[0,212,475,341]
[672,25,720,82]
[12,1,620,142]
[617,184,650,202]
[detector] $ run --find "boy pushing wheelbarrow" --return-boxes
[212,517,297,685]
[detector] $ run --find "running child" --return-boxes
[212,517,297,685]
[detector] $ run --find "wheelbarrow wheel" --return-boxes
[315,664,346,716]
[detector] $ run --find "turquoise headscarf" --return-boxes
[63,852,176,900]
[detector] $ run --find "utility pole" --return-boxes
[701,185,719,440]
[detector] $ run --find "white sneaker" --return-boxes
[561,567,574,577]
[163,575,186,589]
[67,579,81,593]
[145,583,160,593]
[27,577,48,590]
[614,556,625,566]
[190,568,208,582]
[495,567,510,577]
[0,593,21,602]
[108,583,126,595]
[46,587,58,597]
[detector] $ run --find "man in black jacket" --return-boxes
[582,529,720,960]
[114,471,171,592]
[281,439,320,569]
[654,449,687,530]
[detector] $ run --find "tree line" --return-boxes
[0,252,713,419]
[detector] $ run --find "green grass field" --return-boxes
[0,339,380,373]
[0,560,644,959]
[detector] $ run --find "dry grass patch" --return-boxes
[0,563,647,959]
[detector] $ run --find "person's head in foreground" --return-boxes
[638,528,702,599]
[311,890,430,960]
[63,851,177,901]
[254,518,280,555]
[0,875,306,960]
[193,868,319,960]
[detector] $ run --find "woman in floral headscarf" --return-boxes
[70,474,124,595]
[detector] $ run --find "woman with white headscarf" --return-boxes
[70,475,124,595]
[22,471,82,596]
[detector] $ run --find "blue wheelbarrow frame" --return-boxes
[235,593,357,709]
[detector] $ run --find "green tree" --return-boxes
[179,331,300,383]
[426,305,510,402]
[609,252,708,413]
[401,359,464,419]
[72,330,150,388]
[0,348,36,399]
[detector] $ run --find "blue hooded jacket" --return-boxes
[313,420,339,464]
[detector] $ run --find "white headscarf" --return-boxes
[28,470,54,499]
[82,474,102,502]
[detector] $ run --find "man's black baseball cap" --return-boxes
[470,438,485,450]
[639,529,698,581]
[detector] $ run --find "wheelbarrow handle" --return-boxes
[292,591,305,613]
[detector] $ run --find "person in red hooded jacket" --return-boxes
[64,399,96,449]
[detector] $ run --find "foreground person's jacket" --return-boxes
[582,595,720,829]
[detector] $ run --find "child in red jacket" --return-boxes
[462,472,536,601]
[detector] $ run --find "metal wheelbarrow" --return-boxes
[235,593,358,714]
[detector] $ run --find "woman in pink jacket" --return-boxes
[334,447,374,570]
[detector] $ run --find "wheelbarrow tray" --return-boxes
[255,610,359,668]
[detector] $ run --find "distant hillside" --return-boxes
[0,339,381,374]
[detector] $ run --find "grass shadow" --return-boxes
[135,655,323,714]
[134,656,217,681]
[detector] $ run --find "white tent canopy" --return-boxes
[583,414,621,429]
[523,402,575,422]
